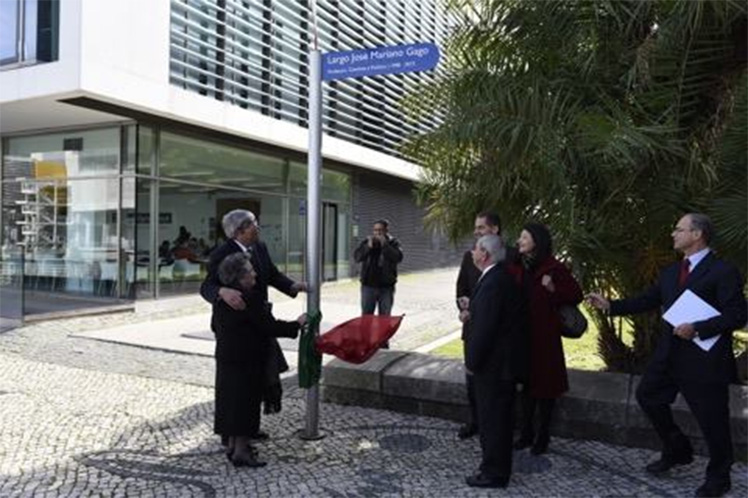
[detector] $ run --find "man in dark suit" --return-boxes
[200,209,307,439]
[464,234,526,489]
[455,211,502,439]
[588,213,747,498]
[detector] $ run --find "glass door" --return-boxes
[322,203,337,281]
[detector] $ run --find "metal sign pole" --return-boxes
[303,1,323,440]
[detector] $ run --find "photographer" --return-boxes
[353,219,403,318]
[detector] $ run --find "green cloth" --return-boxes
[298,309,323,389]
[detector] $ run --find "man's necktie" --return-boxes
[678,258,690,288]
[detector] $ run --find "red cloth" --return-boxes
[509,257,583,399]
[678,258,691,287]
[316,315,404,364]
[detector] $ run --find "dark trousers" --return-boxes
[361,285,394,315]
[474,375,516,480]
[636,363,733,484]
[517,393,555,441]
[462,341,478,428]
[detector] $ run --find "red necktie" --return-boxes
[678,258,690,288]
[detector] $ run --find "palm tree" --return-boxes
[404,0,747,371]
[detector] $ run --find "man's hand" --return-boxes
[457,296,470,311]
[586,293,610,312]
[673,323,697,340]
[459,310,470,323]
[219,287,245,310]
[297,313,308,327]
[367,236,374,248]
[292,281,309,293]
[541,274,555,293]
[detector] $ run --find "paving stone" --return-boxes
[0,352,745,497]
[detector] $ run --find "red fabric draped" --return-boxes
[315,315,404,364]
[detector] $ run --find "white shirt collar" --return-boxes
[685,247,710,272]
[233,239,250,253]
[479,263,496,281]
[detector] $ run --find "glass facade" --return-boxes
[169,0,450,157]
[1,124,352,311]
[0,0,59,68]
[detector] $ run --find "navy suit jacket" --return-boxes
[200,239,298,331]
[610,252,747,383]
[466,263,527,381]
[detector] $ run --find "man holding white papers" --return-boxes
[587,213,747,498]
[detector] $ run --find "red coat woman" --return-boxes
[510,223,583,455]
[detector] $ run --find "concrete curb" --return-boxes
[321,350,748,460]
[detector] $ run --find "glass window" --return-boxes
[1,176,122,310]
[23,0,38,62]
[131,179,153,298]
[5,128,121,180]
[0,0,19,65]
[0,0,58,67]
[156,180,287,296]
[160,132,286,192]
[289,161,351,203]
[137,126,155,175]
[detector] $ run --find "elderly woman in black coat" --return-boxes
[214,252,306,467]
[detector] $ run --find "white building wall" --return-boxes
[1,0,421,181]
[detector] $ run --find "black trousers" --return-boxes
[636,361,733,484]
[474,375,516,480]
[462,341,478,427]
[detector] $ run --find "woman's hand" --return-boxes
[541,274,555,293]
[297,313,308,327]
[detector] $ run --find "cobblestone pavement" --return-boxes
[1,267,746,496]
[0,352,746,498]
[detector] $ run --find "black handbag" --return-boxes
[559,305,588,339]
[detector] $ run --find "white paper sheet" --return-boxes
[662,289,721,352]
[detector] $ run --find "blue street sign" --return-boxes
[322,42,440,81]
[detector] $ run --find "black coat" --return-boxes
[354,235,403,288]
[466,263,527,381]
[456,246,518,340]
[200,239,297,308]
[213,293,300,436]
[610,252,746,383]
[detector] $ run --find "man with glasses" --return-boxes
[201,209,307,440]
[588,213,746,498]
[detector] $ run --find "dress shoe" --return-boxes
[465,472,509,489]
[229,454,267,468]
[250,430,269,441]
[531,434,550,455]
[457,423,478,439]
[229,447,267,468]
[513,435,533,450]
[695,479,730,497]
[645,453,694,475]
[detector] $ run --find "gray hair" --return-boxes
[222,209,256,239]
[218,252,253,288]
[685,213,714,245]
[476,234,506,264]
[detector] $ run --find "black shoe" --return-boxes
[465,472,509,489]
[695,479,731,497]
[645,453,694,475]
[229,454,267,468]
[250,430,269,441]
[513,435,533,450]
[531,434,550,455]
[457,424,478,439]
